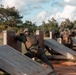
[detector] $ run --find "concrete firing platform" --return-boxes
[44,39,76,60]
[0,45,55,75]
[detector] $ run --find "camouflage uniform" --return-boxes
[61,32,73,49]
[15,33,54,69]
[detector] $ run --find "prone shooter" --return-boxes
[15,28,57,75]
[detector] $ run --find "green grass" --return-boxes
[22,43,27,54]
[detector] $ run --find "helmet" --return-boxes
[23,28,29,32]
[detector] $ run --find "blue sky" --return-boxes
[0,0,76,26]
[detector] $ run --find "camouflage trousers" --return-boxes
[24,46,54,69]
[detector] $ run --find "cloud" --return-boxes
[2,0,26,10]
[33,11,50,25]
[52,5,75,20]
[36,11,47,20]
[50,0,65,7]
[1,0,50,10]
[51,5,76,23]
[1,0,76,26]
[64,0,70,2]
[28,0,50,3]
[32,5,43,9]
[1,0,48,16]
[34,4,76,26]
[64,0,76,6]
[51,5,76,24]
[61,5,75,19]
[1,0,46,17]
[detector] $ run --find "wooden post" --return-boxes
[50,31,53,39]
[32,30,44,60]
[3,30,22,52]
[50,30,55,39]
[36,30,44,48]
[57,38,62,44]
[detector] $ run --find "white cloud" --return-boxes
[1,0,50,26]
[1,0,49,10]
[36,11,47,20]
[53,8,59,13]
[50,5,76,24]
[64,0,76,6]
[2,0,26,10]
[60,5,75,19]
[33,11,51,25]
[29,0,49,3]
[64,0,70,2]
[35,5,76,26]
[1,0,76,26]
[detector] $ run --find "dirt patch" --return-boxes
[41,60,76,75]
[53,61,76,75]
[0,60,76,75]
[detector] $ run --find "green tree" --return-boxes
[60,18,73,31]
[41,21,49,36]
[48,18,59,32]
[39,18,59,37]
[73,20,76,29]
[22,21,37,33]
[0,5,23,32]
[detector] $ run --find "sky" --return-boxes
[0,0,76,26]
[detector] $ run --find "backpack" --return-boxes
[25,34,38,49]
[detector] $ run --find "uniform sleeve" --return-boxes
[15,33,27,43]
